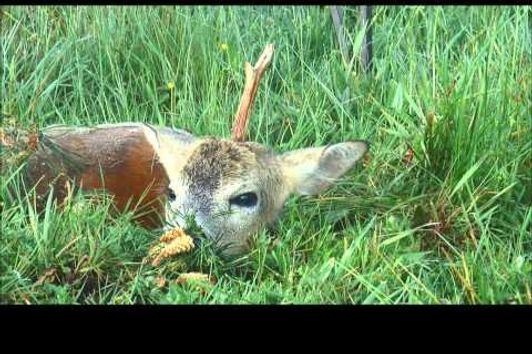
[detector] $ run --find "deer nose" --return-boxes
[245,237,255,250]
[166,205,193,228]
[181,213,201,233]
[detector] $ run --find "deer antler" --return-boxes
[231,44,274,142]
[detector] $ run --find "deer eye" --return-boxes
[168,188,176,202]
[229,192,258,208]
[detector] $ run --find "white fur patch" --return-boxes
[141,124,199,187]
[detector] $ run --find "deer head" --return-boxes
[145,125,368,255]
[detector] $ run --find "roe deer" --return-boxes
[23,122,368,255]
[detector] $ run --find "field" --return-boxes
[1,6,530,304]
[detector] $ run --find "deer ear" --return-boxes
[143,124,197,150]
[280,141,368,196]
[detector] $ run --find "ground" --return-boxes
[0,6,530,304]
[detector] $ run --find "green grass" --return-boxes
[1,5,530,304]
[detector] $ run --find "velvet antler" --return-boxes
[231,44,274,142]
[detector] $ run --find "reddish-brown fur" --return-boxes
[24,126,169,229]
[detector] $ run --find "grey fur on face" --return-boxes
[150,127,368,255]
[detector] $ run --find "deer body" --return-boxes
[24,123,368,255]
